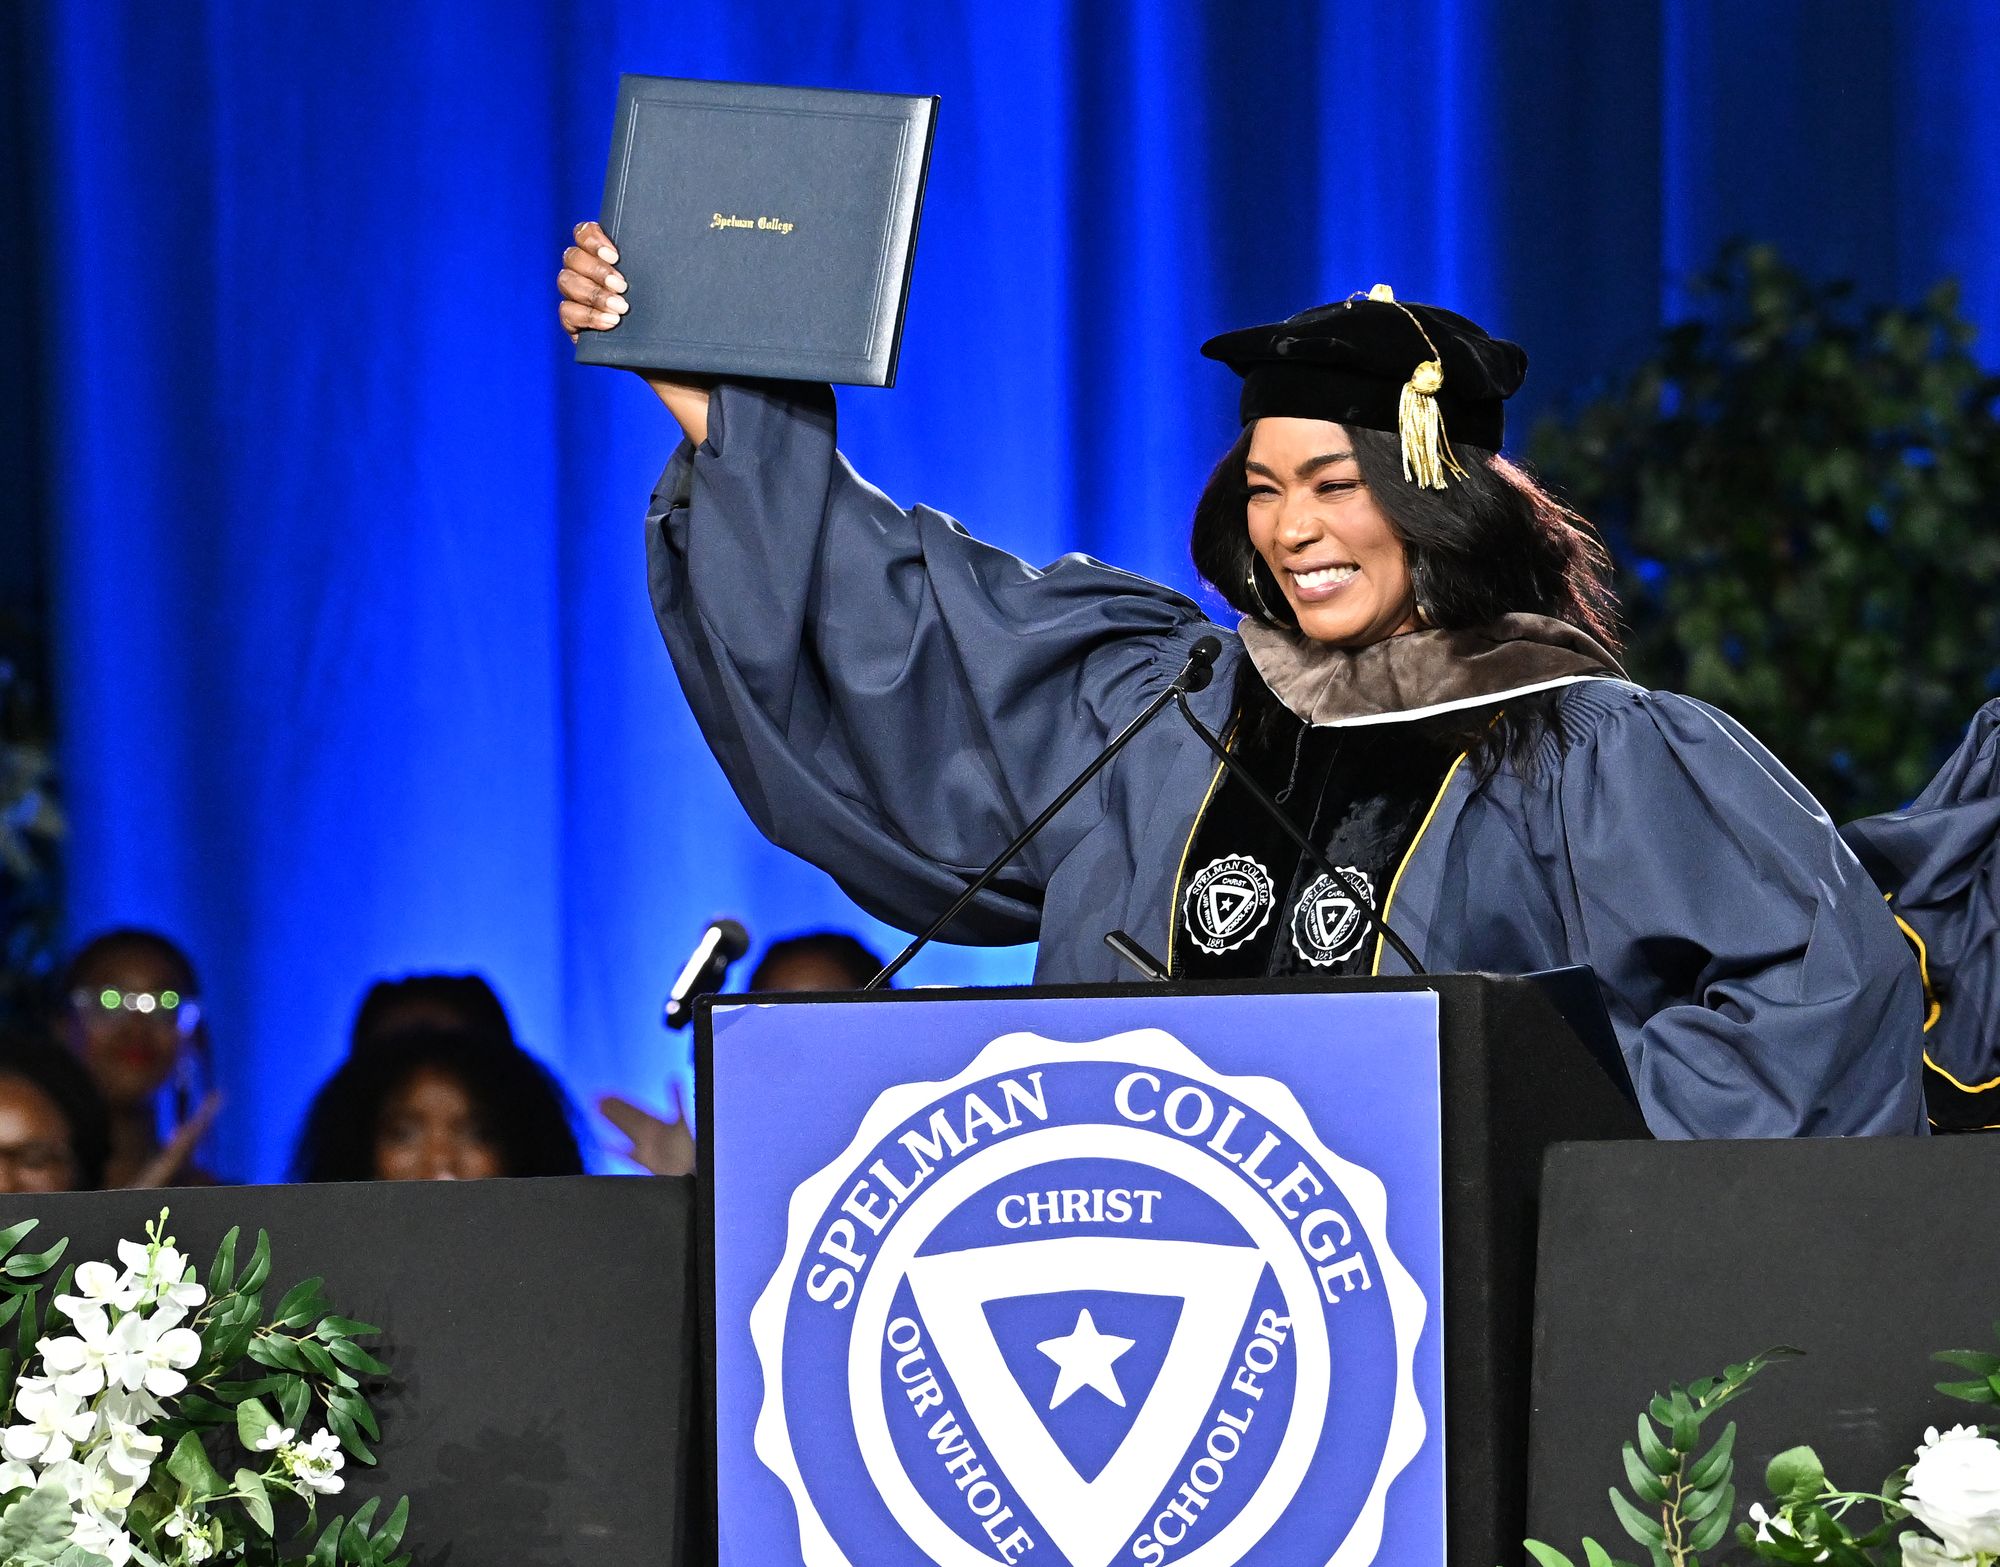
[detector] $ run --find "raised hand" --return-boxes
[557,219,628,342]
[598,1080,696,1177]
[557,219,712,443]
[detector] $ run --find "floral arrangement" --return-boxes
[1525,1322,2000,1567]
[0,1211,413,1567]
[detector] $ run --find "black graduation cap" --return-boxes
[1200,285,1528,487]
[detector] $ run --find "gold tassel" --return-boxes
[1397,358,1467,490]
[1359,284,1467,490]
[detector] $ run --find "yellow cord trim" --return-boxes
[1888,896,2000,1092]
[1164,734,1233,975]
[1924,1052,2000,1095]
[1886,897,1942,1033]
[1370,751,1468,976]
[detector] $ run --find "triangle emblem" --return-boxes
[905,1236,1266,1567]
[1204,884,1251,934]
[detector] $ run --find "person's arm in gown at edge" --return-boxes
[559,223,1205,1163]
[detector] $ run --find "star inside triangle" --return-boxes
[1036,1308,1136,1410]
[1311,895,1354,945]
[1205,884,1249,932]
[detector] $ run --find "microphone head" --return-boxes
[1182,635,1222,693]
[711,918,751,961]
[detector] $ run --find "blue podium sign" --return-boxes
[705,988,1445,1567]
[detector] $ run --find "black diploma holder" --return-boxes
[575,75,938,387]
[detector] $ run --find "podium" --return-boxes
[1528,1137,2000,1551]
[0,1177,697,1567]
[696,972,1647,1567]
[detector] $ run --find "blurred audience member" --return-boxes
[599,928,888,1176]
[349,972,517,1053]
[0,1028,111,1191]
[292,1024,586,1182]
[747,930,886,993]
[57,928,222,1187]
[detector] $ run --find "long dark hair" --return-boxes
[1189,424,1621,774]
[290,1024,586,1182]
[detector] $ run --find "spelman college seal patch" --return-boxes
[746,1028,1431,1567]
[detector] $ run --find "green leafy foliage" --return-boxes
[0,1484,88,1567]
[1520,1348,1796,1567]
[1515,1328,2000,1567]
[1932,1318,2000,1405]
[1529,244,2000,819]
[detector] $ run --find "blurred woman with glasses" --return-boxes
[56,928,223,1187]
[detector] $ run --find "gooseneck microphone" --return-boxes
[866,636,1223,990]
[663,917,751,1029]
[1170,694,1428,975]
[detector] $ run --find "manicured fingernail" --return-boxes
[609,295,628,313]
[597,246,618,263]
[597,310,618,327]
[606,272,627,293]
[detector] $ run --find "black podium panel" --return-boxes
[1428,973,1650,1567]
[1529,1138,2000,1554]
[0,1176,695,1567]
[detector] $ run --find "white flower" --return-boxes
[1747,1502,1827,1562]
[53,1259,142,1320]
[1898,1530,1976,1567]
[163,1503,215,1563]
[253,1422,295,1453]
[0,1457,35,1492]
[1907,1423,2000,1557]
[48,1450,138,1515]
[42,1304,198,1400]
[37,1457,90,1502]
[96,1418,162,1481]
[37,1309,121,1398]
[69,1505,134,1566]
[2,1379,96,1464]
[281,1428,346,1496]
[124,1308,203,1397]
[94,1386,167,1430]
[116,1239,205,1313]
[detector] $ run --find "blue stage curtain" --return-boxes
[13,0,2000,1180]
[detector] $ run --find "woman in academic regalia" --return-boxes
[557,221,1926,1140]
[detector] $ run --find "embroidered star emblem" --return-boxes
[1035,1308,1137,1410]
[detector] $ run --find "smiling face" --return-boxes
[1244,418,1417,647]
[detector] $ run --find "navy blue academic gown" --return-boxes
[1844,702,2000,1129]
[646,381,1926,1140]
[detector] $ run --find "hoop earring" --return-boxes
[1245,562,1287,626]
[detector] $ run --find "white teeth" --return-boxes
[1292,565,1358,589]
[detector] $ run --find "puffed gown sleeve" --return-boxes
[646,380,1212,943]
[1555,685,1926,1137]
[1840,699,2000,1129]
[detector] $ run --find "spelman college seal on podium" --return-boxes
[745,1028,1430,1567]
